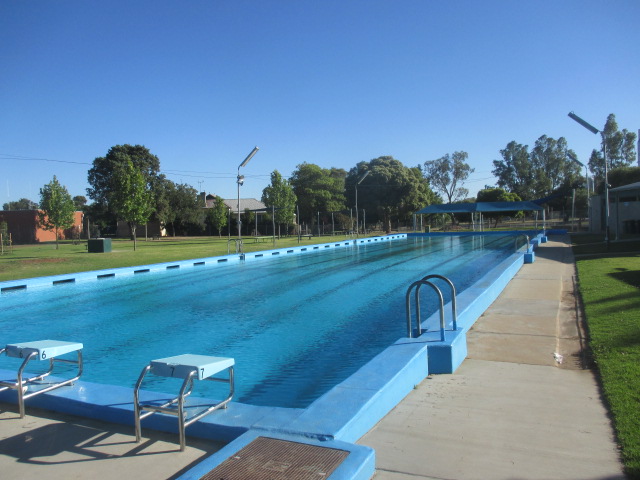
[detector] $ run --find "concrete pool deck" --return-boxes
[359,235,625,479]
[0,235,626,479]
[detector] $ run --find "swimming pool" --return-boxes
[1,234,516,408]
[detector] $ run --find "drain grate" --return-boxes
[199,436,349,480]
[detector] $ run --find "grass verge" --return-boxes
[0,235,361,282]
[573,233,640,478]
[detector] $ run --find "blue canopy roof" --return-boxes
[416,201,543,215]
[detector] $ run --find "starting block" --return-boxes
[0,340,83,418]
[134,354,234,451]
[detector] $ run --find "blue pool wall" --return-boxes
[0,231,551,480]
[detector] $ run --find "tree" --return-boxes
[73,195,87,211]
[110,160,154,250]
[205,195,228,237]
[38,176,76,249]
[492,142,536,200]
[476,187,522,227]
[242,208,255,236]
[3,198,37,210]
[262,170,297,237]
[588,114,638,190]
[608,166,640,189]
[346,156,437,233]
[87,144,160,226]
[152,175,177,234]
[602,114,637,168]
[167,183,202,236]
[530,136,581,200]
[423,151,474,203]
[493,137,581,204]
[290,163,346,226]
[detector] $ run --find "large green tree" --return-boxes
[38,176,76,249]
[493,136,581,204]
[290,163,346,225]
[166,183,202,236]
[492,141,537,200]
[87,144,160,226]
[110,160,154,250]
[588,114,638,190]
[346,156,437,233]
[530,136,581,198]
[423,151,474,203]
[262,170,297,237]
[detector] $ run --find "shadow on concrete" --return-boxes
[0,405,222,480]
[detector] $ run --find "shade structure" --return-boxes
[415,201,543,215]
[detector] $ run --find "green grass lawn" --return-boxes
[0,234,360,282]
[573,234,640,478]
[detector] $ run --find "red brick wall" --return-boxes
[0,210,83,244]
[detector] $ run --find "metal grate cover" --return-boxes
[199,436,349,480]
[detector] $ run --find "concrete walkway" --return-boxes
[0,236,626,479]
[358,235,625,479]
[0,407,223,479]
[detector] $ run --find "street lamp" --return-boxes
[567,151,590,228]
[355,170,370,237]
[568,112,608,243]
[237,146,259,242]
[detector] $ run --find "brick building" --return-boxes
[0,210,84,244]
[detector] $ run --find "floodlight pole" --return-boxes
[567,151,590,230]
[237,147,259,243]
[568,112,609,244]
[355,170,370,238]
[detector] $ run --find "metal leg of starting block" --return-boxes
[0,341,83,418]
[133,354,234,451]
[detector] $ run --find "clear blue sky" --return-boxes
[1,0,639,205]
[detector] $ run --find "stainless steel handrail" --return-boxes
[421,274,457,332]
[405,279,445,340]
[227,239,244,255]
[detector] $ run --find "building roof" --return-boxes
[204,197,266,212]
[610,182,640,192]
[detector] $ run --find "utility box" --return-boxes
[88,238,112,253]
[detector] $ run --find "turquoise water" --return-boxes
[1,235,514,408]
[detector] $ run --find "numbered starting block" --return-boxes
[133,354,234,451]
[0,340,83,418]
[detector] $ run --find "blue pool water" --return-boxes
[1,235,515,408]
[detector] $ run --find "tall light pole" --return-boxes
[567,151,590,227]
[237,146,259,242]
[568,112,608,243]
[355,170,369,237]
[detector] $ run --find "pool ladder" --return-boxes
[405,274,457,339]
[227,239,244,255]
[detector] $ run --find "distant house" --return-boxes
[204,195,267,218]
[204,195,269,235]
[0,210,83,244]
[590,181,640,237]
